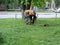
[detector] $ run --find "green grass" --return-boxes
[0,18,60,45]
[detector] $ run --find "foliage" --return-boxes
[21,0,46,8]
[46,0,60,8]
[0,0,19,9]
[55,0,60,8]
[32,0,45,8]
[21,0,51,8]
[0,0,60,9]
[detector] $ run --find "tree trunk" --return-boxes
[51,0,55,10]
[22,0,32,19]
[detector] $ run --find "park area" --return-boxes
[0,18,60,45]
[0,0,60,45]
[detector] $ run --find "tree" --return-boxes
[0,0,5,4]
[21,0,47,8]
[0,0,19,9]
[55,0,60,8]
[32,0,45,8]
[21,0,32,18]
[46,0,60,8]
[21,0,46,18]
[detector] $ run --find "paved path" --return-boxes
[0,12,60,18]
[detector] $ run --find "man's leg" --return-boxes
[32,15,36,24]
[29,15,32,24]
[25,16,29,25]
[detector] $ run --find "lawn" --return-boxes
[0,18,60,45]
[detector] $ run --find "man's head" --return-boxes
[26,10,30,14]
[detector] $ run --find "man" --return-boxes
[25,9,36,25]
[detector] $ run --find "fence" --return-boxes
[36,12,60,18]
[0,12,22,18]
[0,12,60,18]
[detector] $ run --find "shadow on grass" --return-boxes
[0,32,6,45]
